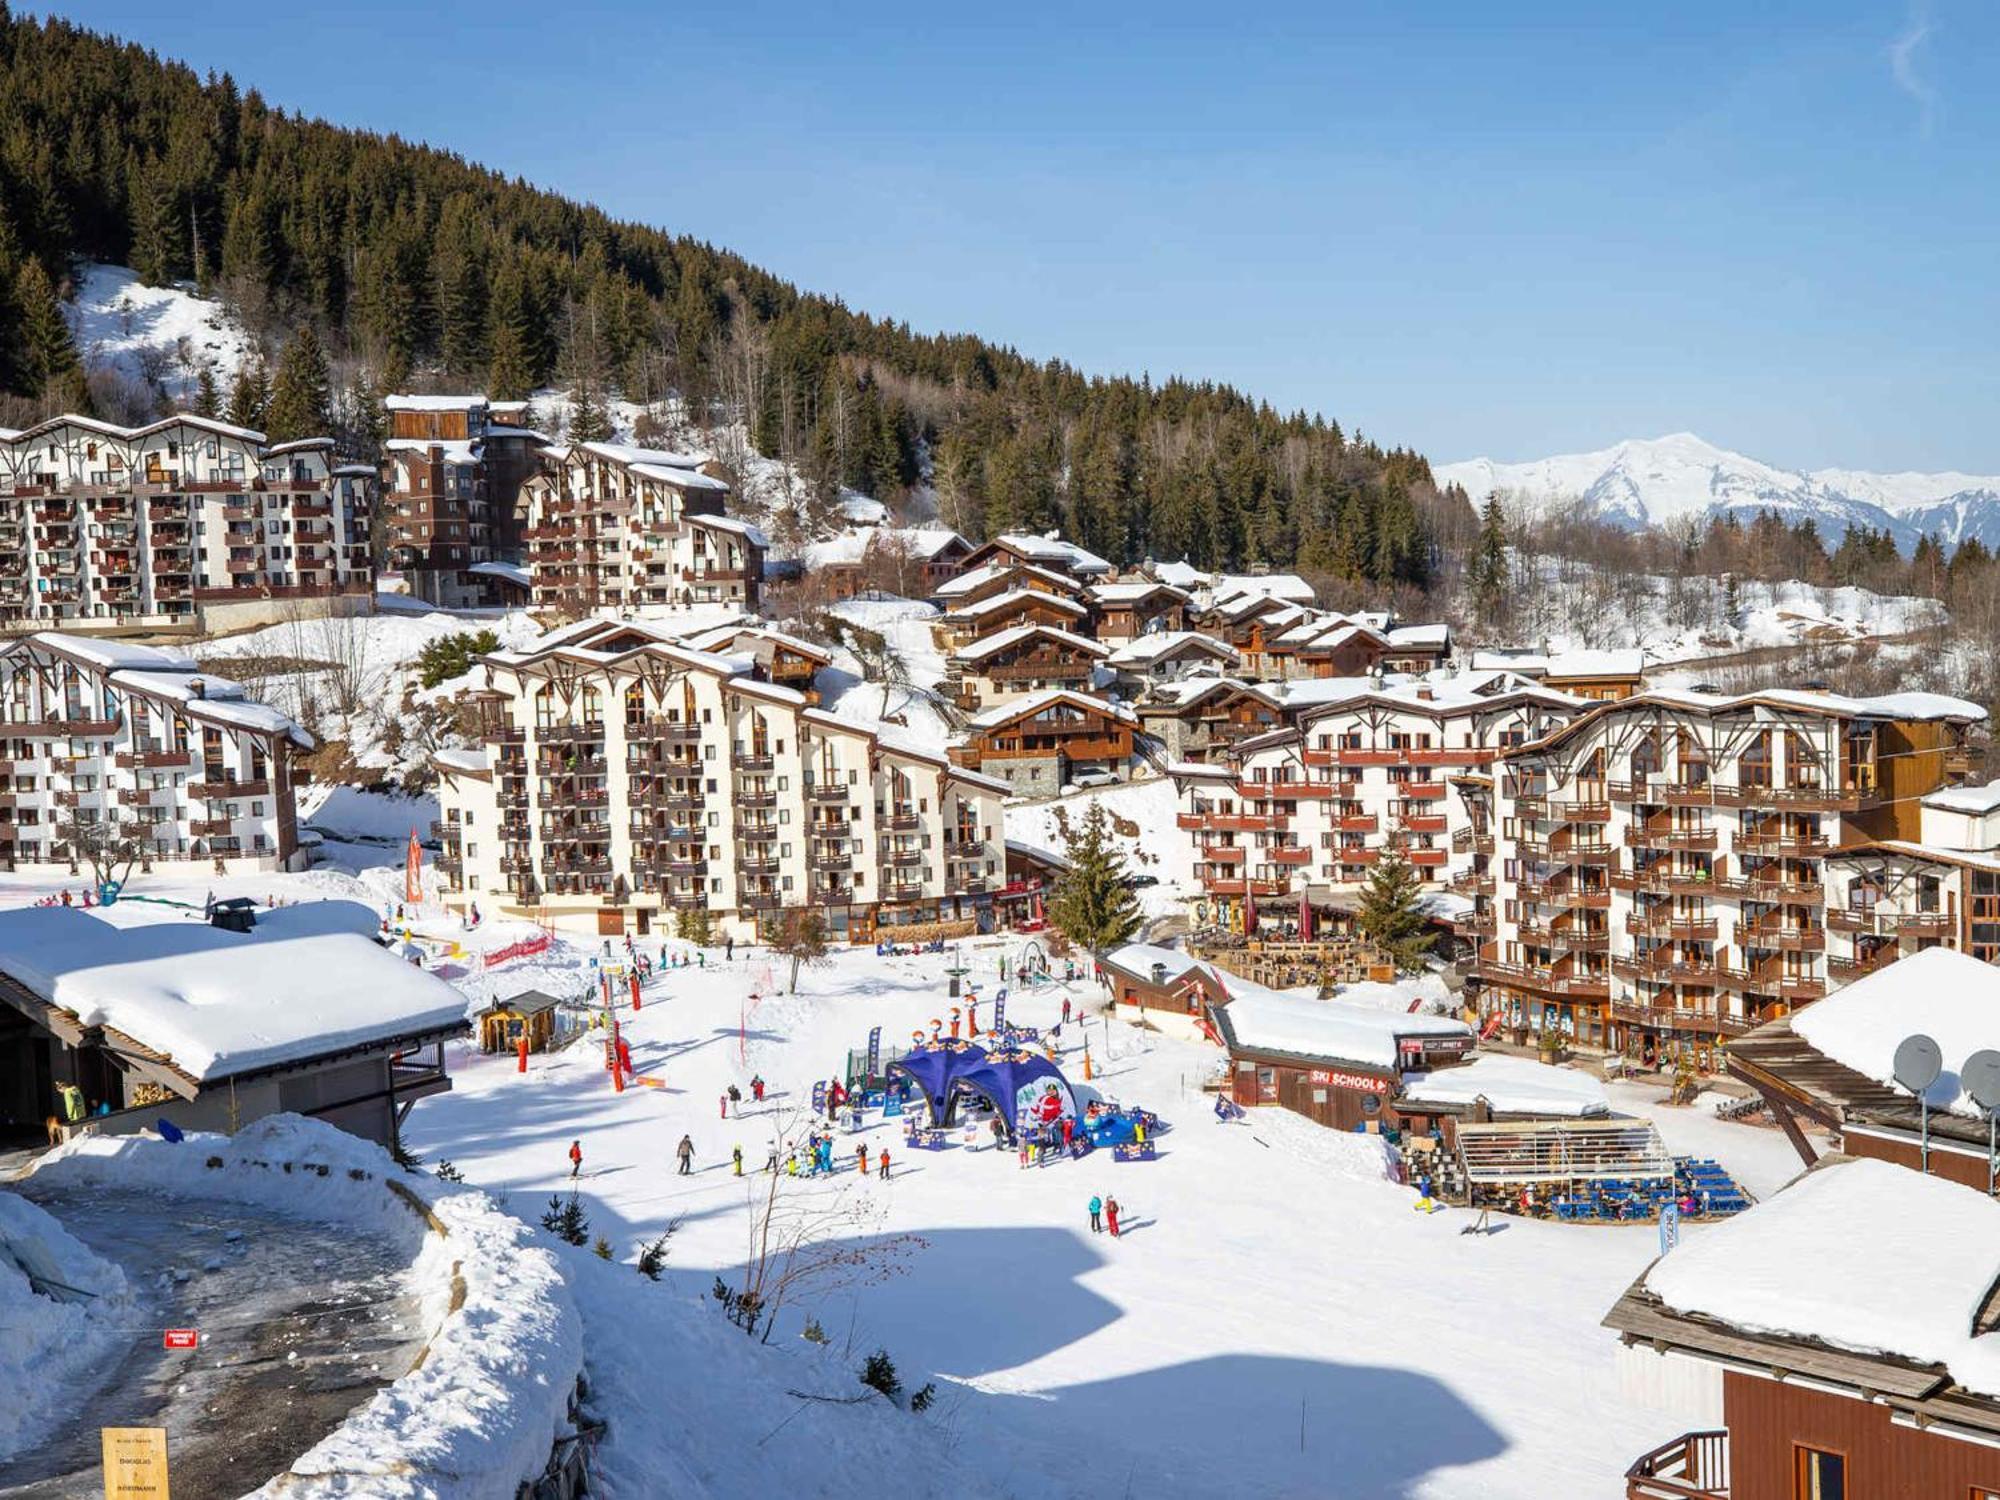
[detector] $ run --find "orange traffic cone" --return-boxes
[517,1037,529,1073]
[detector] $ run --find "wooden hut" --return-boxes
[479,990,564,1054]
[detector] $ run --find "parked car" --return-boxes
[1070,770,1119,789]
[1123,873,1160,889]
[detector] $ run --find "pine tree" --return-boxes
[1469,496,1510,627]
[263,325,332,441]
[1356,841,1435,973]
[16,257,80,403]
[191,364,219,417]
[485,261,535,401]
[1048,802,1142,954]
[225,356,270,430]
[567,384,614,444]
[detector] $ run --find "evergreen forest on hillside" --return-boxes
[0,4,1461,593]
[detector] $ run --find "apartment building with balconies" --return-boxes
[1464,688,1985,1068]
[380,394,543,607]
[1822,777,2000,985]
[1170,674,1580,932]
[430,619,1005,941]
[0,415,373,630]
[521,441,765,617]
[0,632,308,870]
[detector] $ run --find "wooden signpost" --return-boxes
[100,1426,169,1498]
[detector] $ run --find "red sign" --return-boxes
[1307,1068,1392,1093]
[483,932,553,969]
[163,1328,198,1350]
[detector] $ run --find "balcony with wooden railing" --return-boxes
[1200,876,1289,897]
[1201,843,1246,863]
[1623,823,1719,853]
[1889,909,1953,938]
[1740,918,1826,953]
[1827,945,1897,983]
[1236,779,1339,801]
[1268,846,1312,866]
[1624,1429,1728,1500]
[1625,912,1719,942]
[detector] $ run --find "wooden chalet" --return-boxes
[477,990,565,1054]
[1087,581,1191,646]
[1604,1156,2000,1500]
[933,560,1088,612]
[1137,678,1287,763]
[958,533,1114,581]
[1269,619,1392,680]
[941,587,1092,647]
[946,624,1108,715]
[679,624,833,705]
[951,689,1139,795]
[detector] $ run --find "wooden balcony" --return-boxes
[1733,830,1831,857]
[1889,910,1953,938]
[1625,1429,1727,1499]
[1201,877,1289,897]
[1179,812,1289,834]
[1236,780,1338,800]
[1268,847,1312,866]
[1827,947,1897,983]
[1624,914,1719,942]
[1401,813,1448,835]
[1392,781,1448,801]
[1740,922,1826,953]
[192,778,269,800]
[115,749,185,769]
[1202,844,1247,863]
[1623,826,1719,853]
[1826,906,1878,934]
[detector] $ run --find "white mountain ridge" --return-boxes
[1437,432,2000,552]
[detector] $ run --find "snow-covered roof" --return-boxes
[2,412,268,447]
[1384,623,1451,651]
[433,746,491,775]
[1104,631,1240,668]
[1925,779,2000,815]
[386,437,479,464]
[26,633,198,673]
[632,461,730,493]
[954,624,1108,663]
[1089,581,1190,607]
[966,688,1139,730]
[1398,1056,1608,1117]
[468,560,531,588]
[1214,980,1474,1070]
[1617,687,1985,725]
[841,494,888,525]
[989,533,1114,574]
[950,587,1088,621]
[578,440,709,470]
[679,624,833,664]
[687,513,769,547]
[109,668,310,747]
[384,393,487,412]
[1101,942,1209,984]
[262,436,334,456]
[1643,1157,2000,1399]
[1470,648,1646,679]
[1151,560,1211,589]
[0,903,469,1084]
[935,562,1083,599]
[1792,946,2000,1119]
[803,526,967,570]
[1004,837,1071,872]
[1211,573,1316,605]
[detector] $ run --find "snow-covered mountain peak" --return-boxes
[1437,434,2000,553]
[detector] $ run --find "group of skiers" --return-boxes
[773,1128,891,1181]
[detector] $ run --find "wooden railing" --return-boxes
[1625,1429,1728,1499]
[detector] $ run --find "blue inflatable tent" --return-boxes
[889,1042,989,1126]
[955,1050,1078,1139]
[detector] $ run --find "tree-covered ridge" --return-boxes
[0,4,1464,587]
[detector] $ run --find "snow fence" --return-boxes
[28,1113,584,1500]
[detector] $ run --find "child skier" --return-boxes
[1088,1194,1103,1233]
[751,1074,766,1103]
[877,1147,891,1180]
[856,1143,869,1175]
[732,1145,743,1177]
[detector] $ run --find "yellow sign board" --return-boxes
[100,1426,169,1499]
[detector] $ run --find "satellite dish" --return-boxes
[1965,1050,2000,1113]
[1893,1034,1943,1096]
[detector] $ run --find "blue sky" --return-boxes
[49,1,2000,472]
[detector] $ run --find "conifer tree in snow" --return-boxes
[16,257,82,406]
[1469,495,1510,628]
[1048,802,1142,955]
[264,325,332,441]
[225,356,270,430]
[567,383,614,444]
[1356,839,1435,973]
[191,364,219,418]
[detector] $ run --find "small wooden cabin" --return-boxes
[479,990,564,1054]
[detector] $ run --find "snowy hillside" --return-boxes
[1440,433,2000,552]
[69,263,257,402]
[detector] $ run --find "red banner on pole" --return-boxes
[405,830,422,904]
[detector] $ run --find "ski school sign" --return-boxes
[1308,1067,1394,1093]
[481,933,553,970]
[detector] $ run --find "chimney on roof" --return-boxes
[191,677,205,699]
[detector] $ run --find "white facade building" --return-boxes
[432,618,1007,942]
[0,632,309,871]
[0,416,373,628]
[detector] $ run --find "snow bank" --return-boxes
[302,783,440,842]
[29,1114,583,1499]
[1645,1158,2000,1398]
[0,1190,135,1464]
[1792,945,2000,1117]
[1400,1056,1609,1117]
